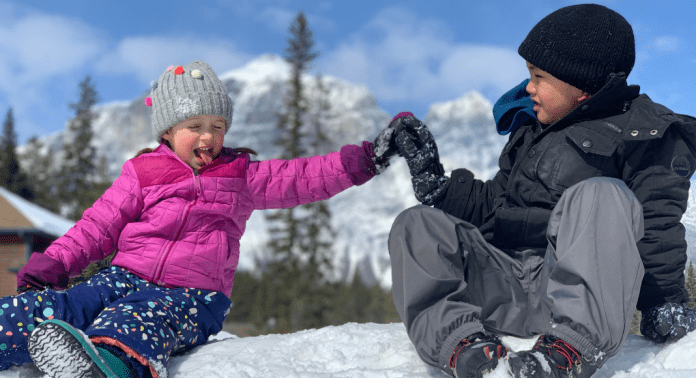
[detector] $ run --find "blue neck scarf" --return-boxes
[493,79,537,135]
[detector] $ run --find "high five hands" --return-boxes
[373,112,449,205]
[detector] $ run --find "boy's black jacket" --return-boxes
[436,73,696,311]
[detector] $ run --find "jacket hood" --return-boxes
[493,73,641,135]
[494,79,537,136]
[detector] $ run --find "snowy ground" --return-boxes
[2,322,695,377]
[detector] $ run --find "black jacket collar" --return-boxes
[553,73,641,127]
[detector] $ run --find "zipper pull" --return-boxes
[194,173,203,198]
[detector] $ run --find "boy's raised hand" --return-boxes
[641,302,696,343]
[372,112,414,174]
[391,113,450,205]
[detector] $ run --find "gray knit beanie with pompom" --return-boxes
[146,61,233,142]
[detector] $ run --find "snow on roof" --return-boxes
[0,186,74,238]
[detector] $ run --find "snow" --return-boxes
[3,323,696,378]
[219,54,291,85]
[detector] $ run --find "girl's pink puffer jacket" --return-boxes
[43,143,376,296]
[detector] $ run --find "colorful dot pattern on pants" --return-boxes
[0,290,60,369]
[0,266,231,375]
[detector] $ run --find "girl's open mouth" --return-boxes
[194,147,214,165]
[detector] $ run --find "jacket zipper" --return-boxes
[153,171,201,285]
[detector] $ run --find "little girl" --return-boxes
[0,60,398,378]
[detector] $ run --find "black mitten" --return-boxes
[641,302,696,343]
[393,115,450,205]
[372,112,414,174]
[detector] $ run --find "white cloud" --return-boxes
[0,3,259,143]
[634,35,683,70]
[440,46,527,93]
[319,7,527,107]
[653,35,681,52]
[95,36,254,87]
[0,7,106,140]
[0,13,104,88]
[257,7,297,33]
[214,1,335,34]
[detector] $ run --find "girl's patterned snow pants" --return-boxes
[0,266,232,377]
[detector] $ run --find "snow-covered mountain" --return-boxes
[25,54,696,287]
[23,54,509,288]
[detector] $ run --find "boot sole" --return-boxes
[28,319,115,378]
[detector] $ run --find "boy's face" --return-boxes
[525,62,590,125]
[162,115,226,170]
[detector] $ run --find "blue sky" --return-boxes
[1,0,695,144]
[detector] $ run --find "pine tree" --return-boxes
[264,10,309,268]
[92,155,113,199]
[262,11,337,332]
[293,73,336,329]
[366,284,401,324]
[346,269,371,322]
[628,309,642,335]
[0,108,33,199]
[18,136,60,213]
[226,271,259,322]
[302,73,335,274]
[0,108,16,186]
[686,261,696,308]
[58,75,109,220]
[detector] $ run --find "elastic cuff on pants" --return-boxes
[91,336,160,378]
[438,321,486,376]
[549,323,607,367]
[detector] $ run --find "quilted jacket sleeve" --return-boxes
[44,160,144,277]
[245,146,370,210]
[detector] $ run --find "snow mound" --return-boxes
[4,323,696,378]
[172,323,440,378]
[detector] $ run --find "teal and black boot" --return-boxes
[28,319,133,378]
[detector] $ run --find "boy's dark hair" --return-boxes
[518,3,635,94]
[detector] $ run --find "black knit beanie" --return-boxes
[518,3,635,94]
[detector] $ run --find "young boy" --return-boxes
[387,4,696,378]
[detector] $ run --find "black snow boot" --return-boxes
[448,333,508,378]
[507,335,598,378]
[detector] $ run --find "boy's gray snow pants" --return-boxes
[388,177,645,374]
